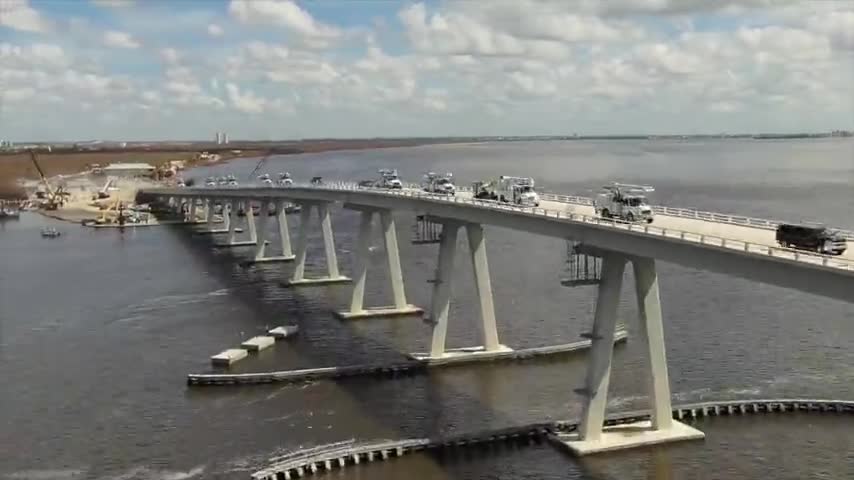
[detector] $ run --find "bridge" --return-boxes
[140,182,854,456]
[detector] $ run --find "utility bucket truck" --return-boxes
[376,169,403,189]
[594,182,655,223]
[498,176,540,206]
[422,172,456,195]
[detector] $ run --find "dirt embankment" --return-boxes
[0,138,454,199]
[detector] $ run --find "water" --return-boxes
[2,139,854,479]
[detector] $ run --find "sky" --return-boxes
[0,0,852,141]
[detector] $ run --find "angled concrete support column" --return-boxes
[196,198,234,234]
[319,203,341,279]
[411,221,510,363]
[276,200,295,259]
[282,202,350,287]
[466,223,503,352]
[217,200,258,247]
[334,208,422,319]
[252,202,270,260]
[577,254,626,442]
[204,198,214,224]
[188,197,198,223]
[347,210,373,314]
[428,222,460,357]
[248,200,295,264]
[555,255,704,455]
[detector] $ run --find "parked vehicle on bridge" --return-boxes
[776,224,847,255]
[310,176,323,185]
[205,177,216,187]
[376,169,403,189]
[594,183,654,223]
[278,172,293,186]
[422,172,456,195]
[258,173,273,186]
[472,176,539,206]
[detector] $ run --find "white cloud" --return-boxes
[1,0,50,33]
[228,0,341,43]
[225,82,266,114]
[91,0,135,7]
[103,30,141,49]
[207,23,224,37]
[160,48,181,65]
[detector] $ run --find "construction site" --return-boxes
[12,150,184,226]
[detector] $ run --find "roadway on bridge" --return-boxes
[450,190,854,264]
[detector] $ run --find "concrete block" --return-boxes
[333,305,424,320]
[281,276,351,287]
[241,336,276,352]
[553,420,705,455]
[268,325,299,339]
[211,349,248,366]
[248,255,296,264]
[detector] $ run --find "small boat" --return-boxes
[41,227,61,238]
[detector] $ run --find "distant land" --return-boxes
[0,129,852,152]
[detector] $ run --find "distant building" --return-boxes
[215,132,222,144]
[103,162,156,177]
[223,133,229,144]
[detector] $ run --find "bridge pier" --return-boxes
[188,197,198,223]
[411,222,512,362]
[282,202,351,286]
[555,255,704,455]
[218,200,259,247]
[194,198,234,234]
[247,201,295,264]
[335,207,423,319]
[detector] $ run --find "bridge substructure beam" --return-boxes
[556,254,704,455]
[411,221,512,363]
[246,201,295,264]
[335,207,423,319]
[218,199,259,247]
[195,198,232,234]
[283,202,351,286]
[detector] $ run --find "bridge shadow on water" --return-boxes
[157,215,649,479]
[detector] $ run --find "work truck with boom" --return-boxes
[594,182,655,223]
[421,172,456,195]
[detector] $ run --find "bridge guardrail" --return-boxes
[207,182,854,239]
[173,182,854,272]
[308,183,854,271]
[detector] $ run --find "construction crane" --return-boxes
[28,149,66,210]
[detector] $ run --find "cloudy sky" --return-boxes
[1,0,852,141]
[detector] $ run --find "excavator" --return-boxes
[28,149,68,210]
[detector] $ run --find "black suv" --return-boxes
[775,223,847,255]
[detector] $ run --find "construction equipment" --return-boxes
[422,172,456,195]
[594,182,655,223]
[28,149,67,210]
[96,178,113,199]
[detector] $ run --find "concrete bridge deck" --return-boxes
[143,183,854,303]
